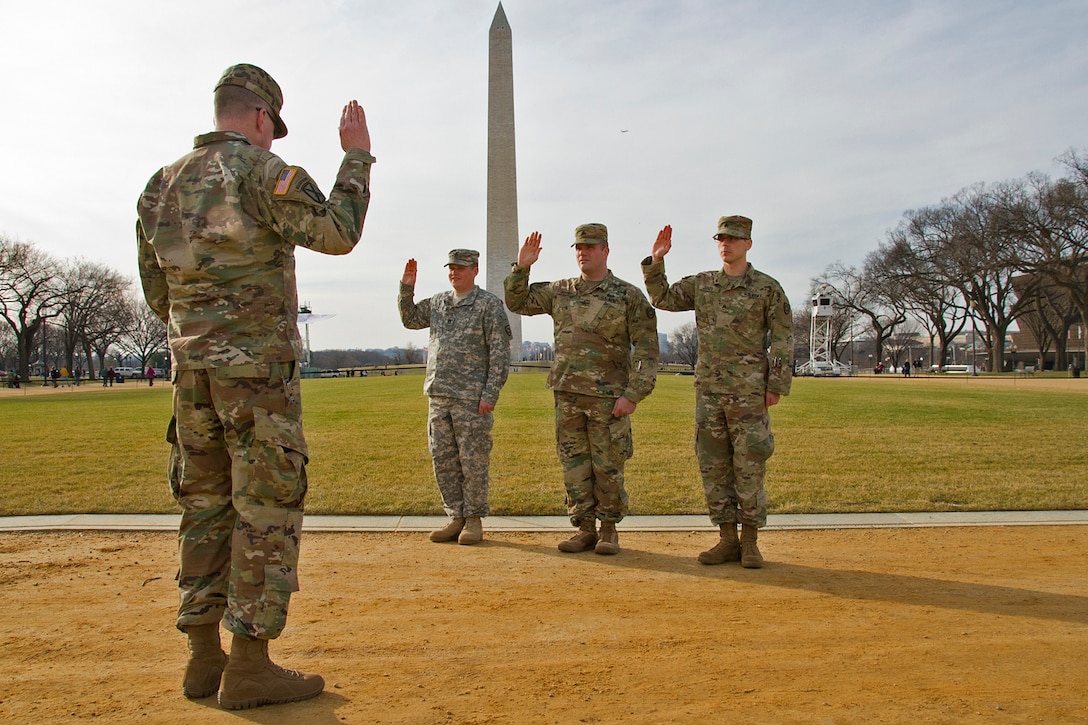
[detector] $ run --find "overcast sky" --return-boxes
[2,0,1086,351]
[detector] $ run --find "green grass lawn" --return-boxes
[1,373,1085,516]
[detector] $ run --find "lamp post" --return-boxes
[969,301,979,375]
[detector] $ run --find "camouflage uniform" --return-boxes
[399,265,511,518]
[137,94,374,639]
[505,255,658,525]
[642,256,792,528]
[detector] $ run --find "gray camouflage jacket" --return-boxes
[399,285,512,405]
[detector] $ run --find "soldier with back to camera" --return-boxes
[137,63,374,710]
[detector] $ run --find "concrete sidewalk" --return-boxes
[2,510,1086,533]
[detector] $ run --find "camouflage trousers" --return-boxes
[428,396,493,519]
[168,362,308,640]
[695,388,775,528]
[554,391,632,525]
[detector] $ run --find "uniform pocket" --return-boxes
[743,425,775,462]
[250,407,309,507]
[166,416,182,502]
[609,413,634,460]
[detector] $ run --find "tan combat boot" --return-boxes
[458,516,483,545]
[557,519,598,553]
[429,517,465,543]
[218,635,324,710]
[697,523,741,565]
[740,523,763,569]
[595,520,620,555]
[182,623,228,699]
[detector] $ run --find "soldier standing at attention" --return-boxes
[398,249,512,545]
[641,216,793,568]
[137,63,374,709]
[505,224,658,555]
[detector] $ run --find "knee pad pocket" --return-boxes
[250,407,309,506]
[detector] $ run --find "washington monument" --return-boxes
[487,2,522,362]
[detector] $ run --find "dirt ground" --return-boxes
[1,526,1086,724]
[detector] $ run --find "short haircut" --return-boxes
[214,84,271,122]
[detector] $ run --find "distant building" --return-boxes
[1010,274,1085,371]
[521,340,553,361]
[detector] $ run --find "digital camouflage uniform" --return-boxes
[642,257,792,528]
[505,265,658,525]
[399,274,511,519]
[138,126,374,640]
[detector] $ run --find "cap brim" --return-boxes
[271,113,288,139]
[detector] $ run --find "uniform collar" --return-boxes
[193,130,252,149]
[575,270,614,292]
[450,286,480,305]
[718,263,753,288]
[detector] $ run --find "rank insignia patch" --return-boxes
[273,167,298,195]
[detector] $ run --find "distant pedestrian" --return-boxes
[147,366,156,387]
[902,360,911,377]
[399,249,511,545]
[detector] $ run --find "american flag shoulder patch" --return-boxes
[273,167,298,195]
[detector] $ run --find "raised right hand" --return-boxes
[401,258,417,286]
[339,100,372,153]
[651,225,672,262]
[517,231,543,268]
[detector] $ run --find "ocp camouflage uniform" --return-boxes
[138,129,374,640]
[642,258,792,528]
[399,283,511,518]
[505,267,658,524]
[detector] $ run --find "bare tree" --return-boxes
[884,209,969,368]
[58,259,131,377]
[117,294,168,373]
[1007,158,1088,369]
[1014,277,1077,370]
[816,257,906,366]
[0,325,15,372]
[84,294,134,378]
[791,305,812,365]
[0,238,65,379]
[883,325,923,370]
[405,342,426,365]
[668,322,699,368]
[946,182,1038,372]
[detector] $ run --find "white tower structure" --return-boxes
[297,304,334,369]
[797,287,850,376]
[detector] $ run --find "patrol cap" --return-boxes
[445,249,480,267]
[572,223,608,246]
[714,215,753,240]
[215,63,288,139]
